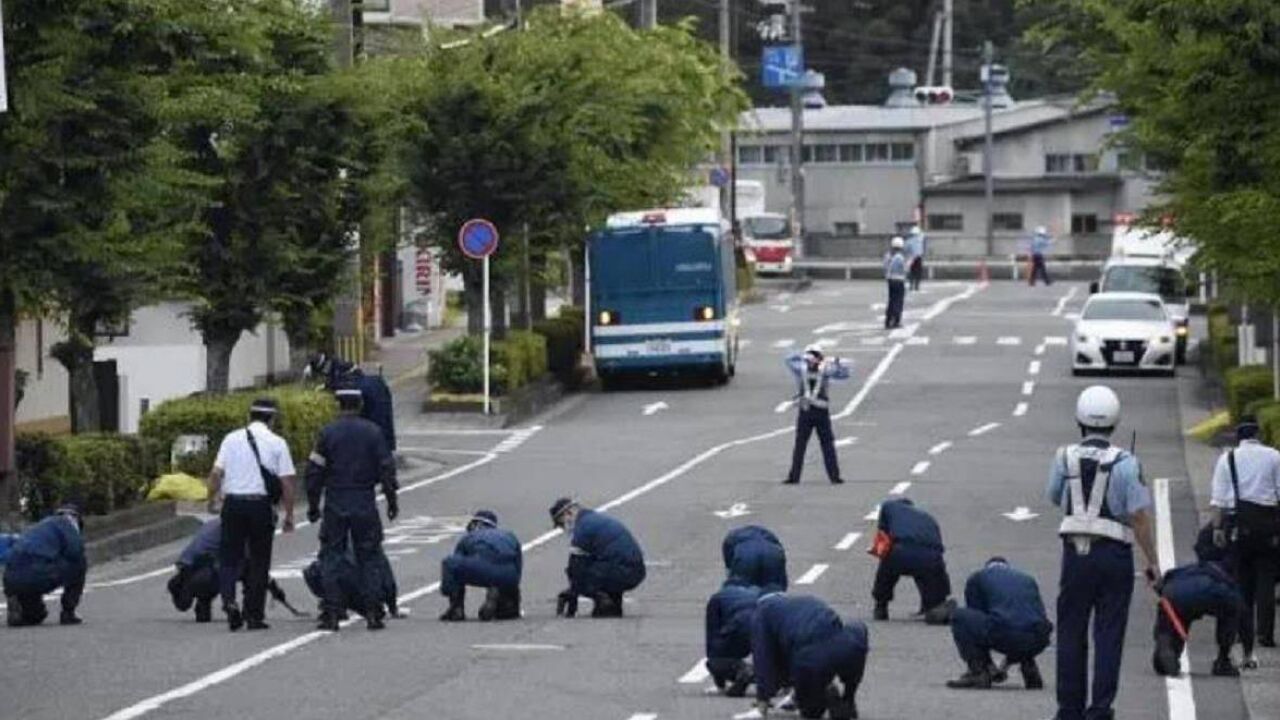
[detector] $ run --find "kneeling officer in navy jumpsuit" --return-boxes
[723,525,788,590]
[550,498,645,618]
[947,557,1052,689]
[439,510,522,622]
[871,498,955,623]
[706,581,770,697]
[303,548,398,621]
[167,518,297,623]
[1151,522,1243,677]
[4,504,86,627]
[307,388,399,632]
[1049,386,1159,720]
[751,593,868,719]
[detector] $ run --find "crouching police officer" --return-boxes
[4,504,86,627]
[706,581,768,697]
[169,518,299,623]
[308,354,397,455]
[946,557,1052,690]
[440,510,522,622]
[723,525,788,590]
[871,498,955,624]
[307,387,399,632]
[1049,386,1159,720]
[550,498,645,618]
[1152,522,1243,677]
[751,593,868,719]
[303,548,398,621]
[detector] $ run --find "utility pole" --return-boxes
[331,0,363,360]
[789,0,805,258]
[942,0,953,89]
[640,0,656,29]
[925,10,943,87]
[982,40,995,257]
[720,0,732,220]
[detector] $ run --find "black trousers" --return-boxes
[908,258,924,290]
[219,496,275,621]
[872,543,951,611]
[319,502,385,618]
[1030,254,1052,286]
[788,407,840,482]
[885,280,905,328]
[1235,530,1278,651]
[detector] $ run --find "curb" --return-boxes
[84,502,203,565]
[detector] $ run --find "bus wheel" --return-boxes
[598,372,618,391]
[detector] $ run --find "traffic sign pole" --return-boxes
[457,219,501,416]
[483,255,490,415]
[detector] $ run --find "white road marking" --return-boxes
[739,339,753,348]
[773,338,796,349]
[1052,286,1078,317]
[1002,506,1039,522]
[769,305,791,313]
[472,644,566,651]
[887,324,919,340]
[627,714,658,720]
[905,336,930,345]
[890,481,912,495]
[491,426,542,454]
[1029,360,1041,375]
[87,567,172,590]
[679,659,711,684]
[835,343,904,420]
[814,337,840,349]
[969,422,1001,436]
[1022,381,1035,395]
[861,336,886,346]
[953,336,976,345]
[1063,312,1080,321]
[871,302,886,311]
[795,564,830,585]
[774,400,795,414]
[910,461,930,475]
[1044,336,1068,345]
[1154,477,1197,720]
[922,283,983,321]
[1013,402,1029,417]
[834,532,862,551]
[864,505,881,521]
[734,709,765,720]
[997,336,1022,346]
[642,401,669,416]
[1034,344,1046,356]
[713,502,751,519]
[929,441,952,455]
[835,437,857,447]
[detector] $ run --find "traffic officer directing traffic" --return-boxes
[1048,386,1159,720]
[784,347,850,485]
[722,525,788,590]
[870,498,955,624]
[946,557,1052,690]
[207,398,297,632]
[439,510,522,622]
[1028,226,1054,286]
[751,593,868,719]
[168,518,300,623]
[306,387,399,631]
[1208,413,1280,665]
[883,236,907,328]
[3,504,87,627]
[1152,522,1243,677]
[550,498,645,618]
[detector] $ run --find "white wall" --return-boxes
[95,345,203,434]
[13,318,70,429]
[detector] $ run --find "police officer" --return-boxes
[1028,226,1053,286]
[722,525,788,590]
[946,557,1052,690]
[3,504,86,627]
[439,510,522,622]
[1152,522,1243,678]
[905,225,927,292]
[1048,385,1160,720]
[751,593,867,719]
[308,353,397,454]
[871,498,955,624]
[306,387,399,631]
[207,398,297,631]
[302,548,399,621]
[550,498,645,618]
[706,581,768,697]
[168,518,300,623]
[884,237,908,328]
[1209,414,1280,665]
[784,347,850,485]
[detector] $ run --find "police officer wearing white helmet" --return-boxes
[1047,386,1159,720]
[884,236,908,329]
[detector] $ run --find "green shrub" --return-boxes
[508,330,548,380]
[429,335,484,394]
[1258,401,1280,447]
[15,433,160,520]
[1207,304,1238,371]
[534,317,582,383]
[139,388,335,476]
[1224,365,1273,422]
[557,304,584,333]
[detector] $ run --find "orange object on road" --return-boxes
[1159,597,1189,641]
[868,529,894,559]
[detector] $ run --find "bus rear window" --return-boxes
[594,227,718,292]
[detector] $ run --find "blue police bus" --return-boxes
[589,207,740,387]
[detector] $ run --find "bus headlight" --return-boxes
[694,306,716,321]
[1176,324,1189,337]
[598,310,619,326]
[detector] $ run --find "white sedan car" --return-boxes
[1072,292,1177,377]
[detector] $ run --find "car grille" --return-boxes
[1102,339,1146,366]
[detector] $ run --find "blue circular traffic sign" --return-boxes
[458,219,500,259]
[709,166,730,188]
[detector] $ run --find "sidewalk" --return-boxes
[1176,317,1279,719]
[368,320,465,418]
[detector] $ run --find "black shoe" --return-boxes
[478,588,500,622]
[1259,636,1277,649]
[1020,660,1043,689]
[782,478,799,485]
[386,602,401,619]
[725,662,753,698]
[1212,657,1240,677]
[59,610,83,626]
[195,600,212,623]
[366,613,385,631]
[946,664,994,689]
[5,595,23,627]
[591,592,622,618]
[224,604,244,632]
[829,477,845,485]
[494,589,521,620]
[1243,653,1259,670]
[316,613,340,632]
[873,603,888,621]
[1153,631,1181,676]
[245,619,269,631]
[439,604,465,622]
[924,598,956,625]
[826,684,857,719]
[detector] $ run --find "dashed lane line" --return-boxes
[772,339,796,349]
[1052,287,1079,317]
[1013,402,1029,417]
[890,481,912,495]
[953,336,977,345]
[997,336,1022,346]
[627,713,659,720]
[910,461,930,476]
[835,437,858,448]
[1022,381,1035,395]
[864,505,881,522]
[968,422,1001,437]
[678,660,711,684]
[795,564,830,585]
[834,532,862,551]
[1029,361,1041,375]
[928,441,952,455]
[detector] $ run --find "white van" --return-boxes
[1111,225,1193,267]
[1090,257,1190,363]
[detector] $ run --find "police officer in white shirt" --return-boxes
[206,398,297,632]
[1210,414,1280,665]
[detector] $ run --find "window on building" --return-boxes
[865,143,890,162]
[1047,152,1101,174]
[839,144,863,163]
[891,143,915,162]
[1045,153,1072,174]
[811,144,839,163]
[1071,214,1099,234]
[1073,154,1100,173]
[992,213,1024,231]
[833,222,860,236]
[926,214,964,231]
[738,145,763,165]
[763,145,789,164]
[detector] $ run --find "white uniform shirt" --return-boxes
[214,421,297,496]
[1210,438,1280,508]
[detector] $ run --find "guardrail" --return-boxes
[792,255,1106,282]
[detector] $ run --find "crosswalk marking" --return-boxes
[861,336,887,346]
[1044,336,1068,345]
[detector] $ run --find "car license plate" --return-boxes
[1112,350,1135,364]
[646,339,672,354]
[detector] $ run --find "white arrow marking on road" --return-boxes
[1044,335,1068,345]
[834,532,862,551]
[905,336,930,345]
[1013,402,1029,417]
[774,400,795,414]
[713,502,751,519]
[864,505,881,521]
[929,441,952,455]
[1002,507,1039,522]
[642,401,669,416]
[1022,381,1035,395]
[679,659,710,684]
[1029,360,1041,375]
[472,644,565,651]
[997,336,1022,346]
[953,336,977,345]
[890,481,912,495]
[835,436,857,447]
[888,324,919,339]
[911,461,930,475]
[861,336,887,346]
[796,564,830,585]
[1052,287,1079,317]
[969,422,1001,436]
[773,338,796,349]
[769,305,791,313]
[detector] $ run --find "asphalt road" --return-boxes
[1,279,1255,720]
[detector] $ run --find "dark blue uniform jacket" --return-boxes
[1161,561,1240,616]
[3,516,86,591]
[306,414,398,510]
[179,519,222,568]
[752,594,866,701]
[452,526,523,588]
[722,526,787,591]
[965,563,1052,635]
[706,583,762,660]
[573,509,644,568]
[879,499,944,552]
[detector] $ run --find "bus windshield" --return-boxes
[744,216,791,240]
[1101,266,1185,303]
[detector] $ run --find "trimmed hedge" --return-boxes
[429,332,548,396]
[1258,401,1280,447]
[1207,303,1237,371]
[1224,365,1273,423]
[138,388,336,477]
[15,433,161,520]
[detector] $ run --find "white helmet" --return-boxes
[1075,385,1120,430]
[1035,225,1048,235]
[803,344,823,360]
[890,236,905,249]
